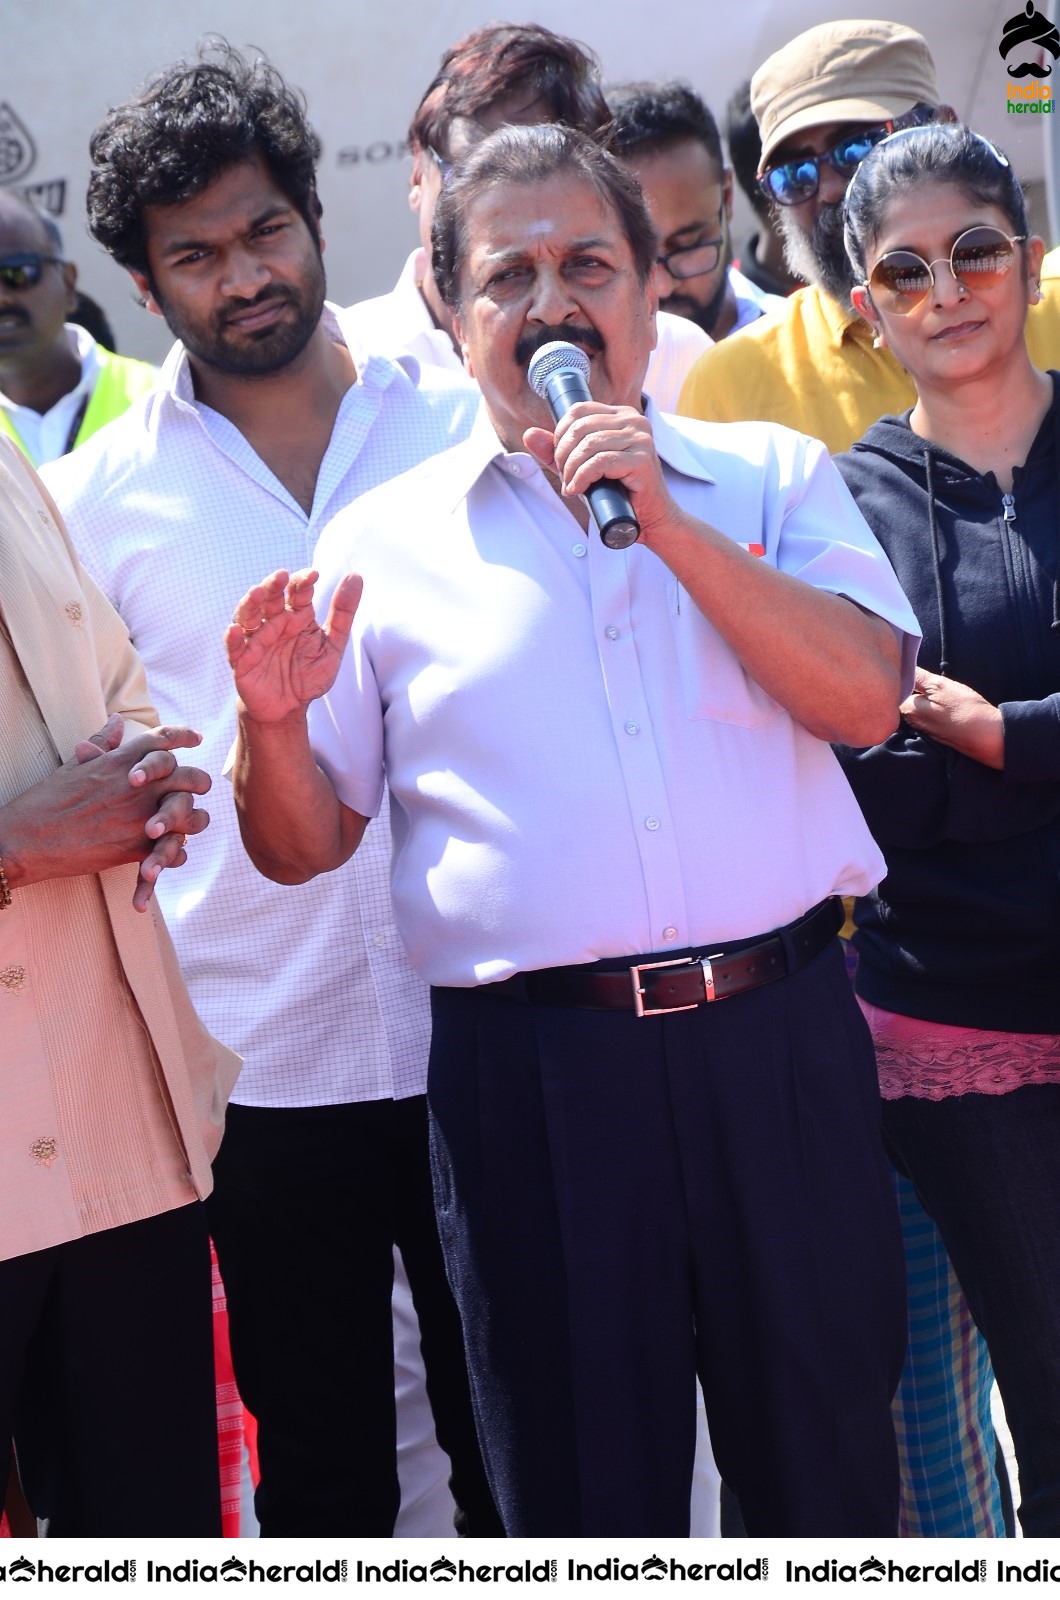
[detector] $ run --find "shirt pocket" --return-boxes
[670,561,780,727]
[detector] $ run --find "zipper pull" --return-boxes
[1002,492,1017,524]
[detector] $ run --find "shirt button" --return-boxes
[624,721,639,736]
[572,542,587,559]
[371,932,386,948]
[662,926,678,941]
[645,816,660,831]
[605,625,620,641]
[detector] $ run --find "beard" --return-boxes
[659,268,730,339]
[775,200,858,309]
[154,251,327,379]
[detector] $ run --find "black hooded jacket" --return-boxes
[834,380,1060,1032]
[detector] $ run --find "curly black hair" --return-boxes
[86,40,322,277]
[606,81,724,172]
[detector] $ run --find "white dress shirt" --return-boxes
[309,403,920,988]
[43,308,479,1107]
[340,247,712,412]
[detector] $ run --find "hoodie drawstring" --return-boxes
[1051,400,1060,632]
[924,450,951,677]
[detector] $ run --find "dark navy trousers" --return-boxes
[429,939,906,1537]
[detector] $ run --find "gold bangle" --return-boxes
[0,853,11,910]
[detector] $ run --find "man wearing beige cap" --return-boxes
[679,19,1026,1541]
[678,19,1060,450]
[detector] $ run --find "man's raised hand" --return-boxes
[226,568,363,724]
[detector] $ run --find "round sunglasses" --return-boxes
[0,253,63,291]
[864,226,1026,315]
[757,123,895,208]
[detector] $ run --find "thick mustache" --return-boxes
[516,324,605,368]
[1008,59,1053,75]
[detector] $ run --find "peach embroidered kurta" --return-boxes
[0,437,238,1261]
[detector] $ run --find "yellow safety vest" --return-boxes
[0,344,157,464]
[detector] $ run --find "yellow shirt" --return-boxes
[678,246,1060,454]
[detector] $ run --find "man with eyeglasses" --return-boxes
[607,82,785,341]
[0,191,155,467]
[341,22,712,411]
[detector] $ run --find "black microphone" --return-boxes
[527,341,641,550]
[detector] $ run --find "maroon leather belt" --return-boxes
[486,898,842,1017]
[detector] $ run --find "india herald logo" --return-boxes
[1000,1,1060,76]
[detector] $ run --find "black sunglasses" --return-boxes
[0,253,64,291]
[757,123,896,208]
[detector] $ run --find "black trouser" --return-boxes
[1,1201,220,1536]
[885,1083,1060,1537]
[208,1094,501,1537]
[429,940,906,1537]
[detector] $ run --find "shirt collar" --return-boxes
[810,283,873,350]
[438,391,716,514]
[67,322,101,387]
[157,302,422,407]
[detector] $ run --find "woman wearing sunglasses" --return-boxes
[835,122,1060,1535]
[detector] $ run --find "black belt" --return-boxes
[486,898,842,1017]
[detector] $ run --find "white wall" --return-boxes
[6,0,1045,361]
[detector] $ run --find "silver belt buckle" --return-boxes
[630,956,701,1019]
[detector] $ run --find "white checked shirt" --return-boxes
[43,307,479,1107]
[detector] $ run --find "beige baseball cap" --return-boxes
[753,19,940,170]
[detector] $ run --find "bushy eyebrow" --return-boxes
[156,201,293,259]
[477,233,617,268]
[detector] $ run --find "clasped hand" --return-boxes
[1,714,211,911]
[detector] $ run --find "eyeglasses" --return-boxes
[427,146,454,186]
[757,123,896,208]
[864,226,1027,314]
[658,218,725,281]
[0,253,63,291]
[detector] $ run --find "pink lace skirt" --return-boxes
[858,999,1060,1101]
